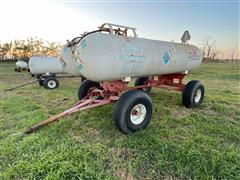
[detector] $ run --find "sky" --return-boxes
[0,0,239,58]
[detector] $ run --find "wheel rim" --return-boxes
[47,80,56,89]
[194,89,202,103]
[130,104,147,125]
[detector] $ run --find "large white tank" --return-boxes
[16,60,28,68]
[74,32,202,82]
[60,44,82,75]
[29,57,64,75]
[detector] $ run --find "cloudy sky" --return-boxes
[0,0,239,57]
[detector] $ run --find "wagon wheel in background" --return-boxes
[78,79,101,100]
[134,77,152,94]
[43,77,59,89]
[182,80,204,108]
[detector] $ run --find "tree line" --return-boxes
[0,37,62,61]
[201,36,239,63]
[0,36,238,62]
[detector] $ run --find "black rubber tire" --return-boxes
[38,79,43,86]
[134,77,152,93]
[78,80,100,100]
[114,90,153,134]
[182,80,204,108]
[81,77,87,82]
[43,77,59,89]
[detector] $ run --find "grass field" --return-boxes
[0,62,239,179]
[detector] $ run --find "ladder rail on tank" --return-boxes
[99,23,138,38]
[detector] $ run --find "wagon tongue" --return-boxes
[25,98,113,134]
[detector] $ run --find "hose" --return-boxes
[67,29,108,47]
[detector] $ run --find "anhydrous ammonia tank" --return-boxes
[16,60,28,69]
[60,44,82,76]
[29,57,63,75]
[74,24,202,82]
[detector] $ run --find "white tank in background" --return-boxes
[29,57,63,75]
[16,60,28,69]
[15,60,28,72]
[28,57,64,89]
[74,23,202,82]
[28,52,84,89]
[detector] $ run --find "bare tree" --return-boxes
[0,42,12,60]
[201,36,216,61]
[211,51,217,60]
[221,52,225,60]
[230,49,240,63]
[201,46,206,60]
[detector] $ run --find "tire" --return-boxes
[134,77,152,93]
[78,80,100,100]
[43,77,59,89]
[114,90,153,134]
[38,79,43,86]
[81,77,87,82]
[182,80,204,108]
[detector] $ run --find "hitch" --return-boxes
[25,98,113,134]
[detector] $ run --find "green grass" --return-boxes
[0,62,240,179]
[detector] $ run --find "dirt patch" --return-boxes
[85,126,101,137]
[114,168,134,180]
[68,129,84,143]
[110,147,135,159]
[204,109,217,116]
[109,148,135,179]
[171,107,192,119]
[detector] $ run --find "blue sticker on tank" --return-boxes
[77,63,83,70]
[81,40,87,48]
[163,52,170,64]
